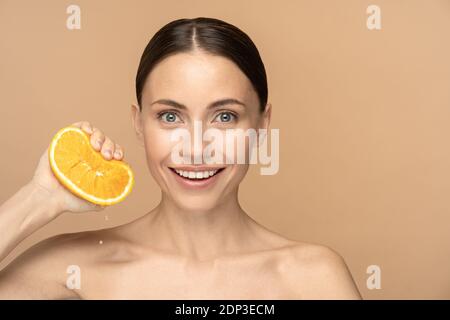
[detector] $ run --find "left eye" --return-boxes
[214,112,236,123]
[159,112,180,123]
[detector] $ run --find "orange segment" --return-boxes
[48,126,134,206]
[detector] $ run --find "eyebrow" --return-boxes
[149,98,246,110]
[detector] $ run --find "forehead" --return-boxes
[141,51,258,107]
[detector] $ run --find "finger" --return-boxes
[81,122,93,135]
[71,121,89,130]
[90,129,105,151]
[101,136,115,160]
[71,121,83,128]
[113,144,124,160]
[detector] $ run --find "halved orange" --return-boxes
[48,125,134,206]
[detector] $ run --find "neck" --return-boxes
[145,189,254,261]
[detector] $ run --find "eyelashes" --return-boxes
[156,110,239,125]
[213,111,238,123]
[157,110,182,124]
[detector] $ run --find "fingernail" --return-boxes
[96,140,102,148]
[114,151,121,158]
[104,150,111,158]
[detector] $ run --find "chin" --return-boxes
[170,194,222,213]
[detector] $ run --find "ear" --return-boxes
[260,102,272,131]
[131,103,145,148]
[258,102,272,145]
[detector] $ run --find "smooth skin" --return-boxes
[0,49,362,299]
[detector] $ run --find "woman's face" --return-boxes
[131,50,271,212]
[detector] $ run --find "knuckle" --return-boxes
[104,137,114,146]
[94,130,105,141]
[82,124,93,133]
[102,138,113,150]
[113,145,123,158]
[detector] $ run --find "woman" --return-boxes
[0,17,361,299]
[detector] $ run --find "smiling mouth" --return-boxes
[169,167,226,181]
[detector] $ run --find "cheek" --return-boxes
[222,130,258,165]
[143,126,178,165]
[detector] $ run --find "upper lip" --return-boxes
[169,166,226,171]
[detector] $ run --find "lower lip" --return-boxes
[169,168,224,190]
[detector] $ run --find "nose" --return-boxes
[168,120,210,165]
[190,120,205,164]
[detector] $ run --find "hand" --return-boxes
[30,121,126,214]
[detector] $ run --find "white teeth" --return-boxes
[173,169,220,179]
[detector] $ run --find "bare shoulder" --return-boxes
[277,241,362,299]
[0,227,122,299]
[244,223,361,299]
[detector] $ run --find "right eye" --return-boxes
[158,111,182,123]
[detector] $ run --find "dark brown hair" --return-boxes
[135,17,268,112]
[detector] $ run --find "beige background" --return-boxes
[1,0,450,299]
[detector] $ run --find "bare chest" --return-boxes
[77,255,298,299]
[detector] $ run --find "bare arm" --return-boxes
[0,121,124,299]
[0,181,60,263]
[0,181,83,299]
